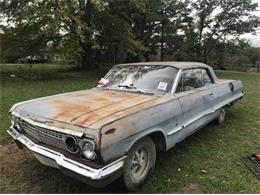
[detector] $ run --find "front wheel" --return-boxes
[123,137,156,191]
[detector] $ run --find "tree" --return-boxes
[130,0,186,61]
[0,0,259,70]
[191,0,260,68]
[0,0,147,67]
[95,0,147,64]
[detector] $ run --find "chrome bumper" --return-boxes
[7,127,126,184]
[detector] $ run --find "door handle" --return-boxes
[208,93,214,96]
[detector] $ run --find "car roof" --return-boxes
[116,61,211,70]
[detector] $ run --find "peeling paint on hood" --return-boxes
[13,88,158,129]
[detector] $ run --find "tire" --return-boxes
[123,137,156,191]
[216,107,226,125]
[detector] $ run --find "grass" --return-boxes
[0,66,259,193]
[0,63,75,71]
[0,63,77,81]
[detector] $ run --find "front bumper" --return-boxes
[7,127,126,187]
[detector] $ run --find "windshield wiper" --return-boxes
[133,88,155,95]
[118,84,154,95]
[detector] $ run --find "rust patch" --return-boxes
[104,128,116,135]
[50,99,64,104]
[73,95,157,126]
[92,95,176,130]
[42,88,157,128]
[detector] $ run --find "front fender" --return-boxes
[100,127,167,163]
[125,128,167,153]
[98,95,181,163]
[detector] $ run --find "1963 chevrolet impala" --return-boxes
[7,62,243,191]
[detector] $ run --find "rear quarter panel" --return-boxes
[212,79,243,110]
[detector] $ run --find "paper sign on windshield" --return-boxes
[97,78,109,87]
[158,82,168,91]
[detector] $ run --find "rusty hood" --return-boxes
[11,88,159,132]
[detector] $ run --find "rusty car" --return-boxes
[7,62,244,191]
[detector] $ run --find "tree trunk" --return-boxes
[160,26,164,61]
[79,41,93,69]
[144,52,150,62]
[160,18,164,61]
[160,2,165,62]
[197,14,205,60]
[256,61,260,73]
[79,0,95,69]
[113,47,118,64]
[216,44,226,70]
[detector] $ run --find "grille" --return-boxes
[20,120,81,151]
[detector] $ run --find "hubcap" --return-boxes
[219,108,225,121]
[130,147,149,181]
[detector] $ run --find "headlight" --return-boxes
[10,115,15,126]
[10,114,22,131]
[80,140,96,160]
[64,135,79,153]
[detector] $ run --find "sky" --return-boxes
[241,0,260,47]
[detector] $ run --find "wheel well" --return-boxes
[149,132,166,152]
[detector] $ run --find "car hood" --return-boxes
[12,88,158,131]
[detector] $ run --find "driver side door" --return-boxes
[173,68,215,142]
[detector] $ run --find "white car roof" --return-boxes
[117,61,211,70]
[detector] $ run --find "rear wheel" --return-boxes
[123,137,156,191]
[216,107,226,125]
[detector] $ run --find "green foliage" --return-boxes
[0,0,259,69]
[218,40,260,71]
[94,0,147,64]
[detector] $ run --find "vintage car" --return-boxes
[7,62,243,191]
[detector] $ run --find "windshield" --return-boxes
[103,65,178,94]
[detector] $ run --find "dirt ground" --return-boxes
[0,142,46,193]
[176,182,201,193]
[0,142,140,193]
[0,142,202,193]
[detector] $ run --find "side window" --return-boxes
[201,69,213,86]
[176,68,212,93]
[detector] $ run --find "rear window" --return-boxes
[176,68,213,93]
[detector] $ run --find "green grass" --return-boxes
[0,69,259,193]
[0,63,75,71]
